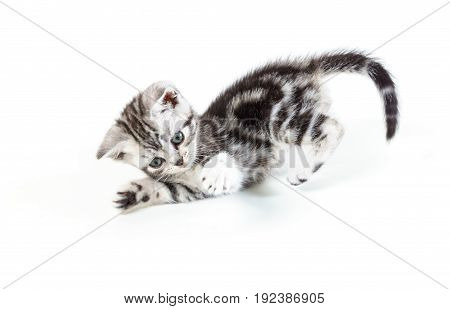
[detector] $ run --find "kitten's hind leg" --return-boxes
[308,116,345,173]
[287,115,344,185]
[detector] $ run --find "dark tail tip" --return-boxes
[386,117,398,140]
[385,94,399,140]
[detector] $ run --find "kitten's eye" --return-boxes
[149,157,164,168]
[171,131,184,145]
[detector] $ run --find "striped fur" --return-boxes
[98,51,399,211]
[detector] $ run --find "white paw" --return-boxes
[115,182,150,209]
[287,168,311,186]
[286,162,325,186]
[200,152,243,195]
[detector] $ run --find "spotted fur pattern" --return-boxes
[97,51,398,211]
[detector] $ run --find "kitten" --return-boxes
[97,51,398,211]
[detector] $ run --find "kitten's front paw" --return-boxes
[200,152,243,195]
[114,182,151,210]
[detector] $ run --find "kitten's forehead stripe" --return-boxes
[119,98,162,150]
[125,112,148,141]
[141,118,158,133]
[132,112,158,135]
[116,119,139,141]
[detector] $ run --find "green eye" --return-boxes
[149,157,164,168]
[171,131,184,145]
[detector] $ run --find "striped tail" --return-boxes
[315,51,399,140]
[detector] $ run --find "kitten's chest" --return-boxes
[176,164,204,188]
[175,153,245,193]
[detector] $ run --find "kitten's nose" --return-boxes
[175,158,184,166]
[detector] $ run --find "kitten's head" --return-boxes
[97,81,199,177]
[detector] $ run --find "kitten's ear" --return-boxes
[141,81,180,110]
[96,124,131,160]
[157,86,179,108]
[143,81,191,115]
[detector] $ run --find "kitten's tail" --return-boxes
[314,51,399,140]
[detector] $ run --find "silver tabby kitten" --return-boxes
[97,51,398,211]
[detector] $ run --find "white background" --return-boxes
[0,0,449,307]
